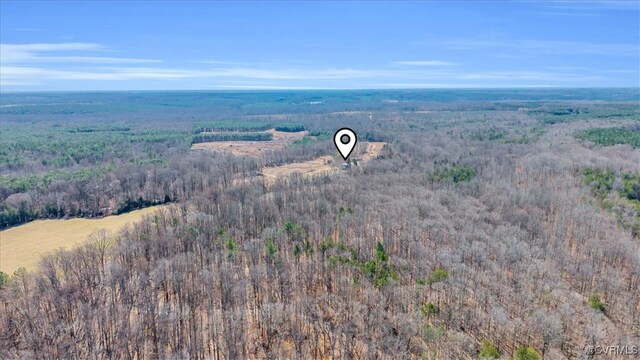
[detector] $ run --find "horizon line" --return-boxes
[2,86,640,94]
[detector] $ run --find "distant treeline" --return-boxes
[67,126,131,133]
[0,166,113,193]
[576,126,640,148]
[274,123,305,132]
[191,132,273,144]
[529,104,640,124]
[193,121,272,134]
[468,127,546,144]
[114,195,171,215]
[193,121,305,134]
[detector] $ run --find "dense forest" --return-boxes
[191,132,274,144]
[0,90,639,359]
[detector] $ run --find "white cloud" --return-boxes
[369,83,560,89]
[0,66,398,83]
[216,84,322,90]
[2,64,607,89]
[395,60,457,66]
[1,43,161,64]
[14,56,161,64]
[1,66,196,81]
[445,39,639,56]
[543,0,640,11]
[0,42,627,90]
[456,70,602,82]
[604,69,638,74]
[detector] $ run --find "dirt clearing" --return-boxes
[261,155,336,180]
[260,142,386,181]
[191,129,307,157]
[361,142,386,161]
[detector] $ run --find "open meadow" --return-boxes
[1,205,166,274]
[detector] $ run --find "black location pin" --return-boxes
[334,128,357,161]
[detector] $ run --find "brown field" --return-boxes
[361,142,386,161]
[260,142,387,181]
[261,155,336,181]
[0,205,167,274]
[191,129,307,157]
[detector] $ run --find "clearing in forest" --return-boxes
[261,155,335,180]
[190,129,307,156]
[361,142,386,161]
[261,141,386,181]
[0,205,167,274]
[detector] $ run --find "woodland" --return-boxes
[0,89,639,359]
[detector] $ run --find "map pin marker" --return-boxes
[334,128,357,161]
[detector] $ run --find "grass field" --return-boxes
[0,205,166,274]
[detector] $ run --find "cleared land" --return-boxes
[261,155,336,181]
[362,142,386,161]
[191,129,307,156]
[0,205,166,274]
[261,141,386,181]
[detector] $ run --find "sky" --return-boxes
[0,0,638,91]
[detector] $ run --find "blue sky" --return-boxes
[1,1,638,91]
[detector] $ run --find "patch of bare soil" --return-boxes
[190,129,307,157]
[261,156,336,180]
[361,142,386,161]
[260,141,387,181]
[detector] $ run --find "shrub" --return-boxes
[479,339,500,359]
[265,238,277,260]
[589,294,605,312]
[0,271,9,290]
[420,302,439,315]
[583,168,615,194]
[429,163,476,183]
[426,267,449,285]
[293,244,302,257]
[621,172,640,201]
[361,242,398,288]
[515,346,541,360]
[227,239,237,252]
